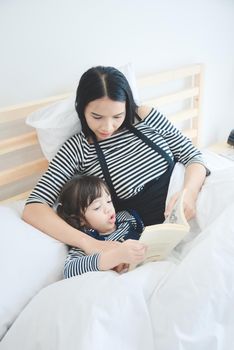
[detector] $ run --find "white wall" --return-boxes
[1,0,234,146]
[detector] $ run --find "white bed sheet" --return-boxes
[1,152,234,350]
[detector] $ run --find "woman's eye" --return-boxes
[107,199,112,204]
[92,116,101,120]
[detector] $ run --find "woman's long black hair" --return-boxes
[75,66,138,137]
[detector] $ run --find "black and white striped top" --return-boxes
[26,108,204,206]
[64,210,144,278]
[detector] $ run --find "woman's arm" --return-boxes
[137,105,207,220]
[165,162,206,220]
[22,135,121,253]
[22,203,120,254]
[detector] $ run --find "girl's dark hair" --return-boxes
[57,175,110,230]
[75,66,138,137]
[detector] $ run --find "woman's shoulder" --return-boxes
[57,132,87,156]
[136,105,154,120]
[65,131,87,145]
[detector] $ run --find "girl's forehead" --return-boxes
[90,187,110,203]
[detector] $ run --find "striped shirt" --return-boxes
[64,210,144,278]
[26,108,205,206]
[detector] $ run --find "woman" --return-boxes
[22,66,207,257]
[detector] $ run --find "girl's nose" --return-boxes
[103,204,111,214]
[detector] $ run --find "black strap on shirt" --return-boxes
[93,125,174,207]
[128,124,174,171]
[93,138,117,202]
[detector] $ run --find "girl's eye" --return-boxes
[107,199,112,204]
[93,206,100,211]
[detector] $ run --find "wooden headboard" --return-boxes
[0,64,203,203]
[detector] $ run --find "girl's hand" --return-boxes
[113,263,129,274]
[98,240,147,271]
[116,239,147,265]
[165,189,197,221]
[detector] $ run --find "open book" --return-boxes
[129,190,190,270]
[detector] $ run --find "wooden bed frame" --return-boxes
[0,64,203,203]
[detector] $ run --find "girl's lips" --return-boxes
[109,213,116,224]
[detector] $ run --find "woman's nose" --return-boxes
[101,119,113,132]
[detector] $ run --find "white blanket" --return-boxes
[1,164,234,350]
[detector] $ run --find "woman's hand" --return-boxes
[165,189,197,221]
[165,163,206,221]
[83,238,121,255]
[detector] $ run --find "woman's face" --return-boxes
[84,97,126,141]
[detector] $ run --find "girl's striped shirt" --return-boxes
[64,210,144,277]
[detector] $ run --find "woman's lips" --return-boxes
[99,132,112,138]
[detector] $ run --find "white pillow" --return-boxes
[0,204,67,340]
[26,63,139,161]
[26,94,80,161]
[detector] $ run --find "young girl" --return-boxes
[57,175,146,277]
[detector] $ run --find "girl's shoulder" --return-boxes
[136,105,154,120]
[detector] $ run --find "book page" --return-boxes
[129,190,190,270]
[139,223,188,261]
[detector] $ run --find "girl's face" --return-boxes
[84,97,126,141]
[82,187,116,234]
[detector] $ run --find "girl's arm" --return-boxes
[63,240,146,278]
[165,163,206,220]
[64,248,101,278]
[22,203,120,254]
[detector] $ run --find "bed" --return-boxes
[1,64,234,350]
